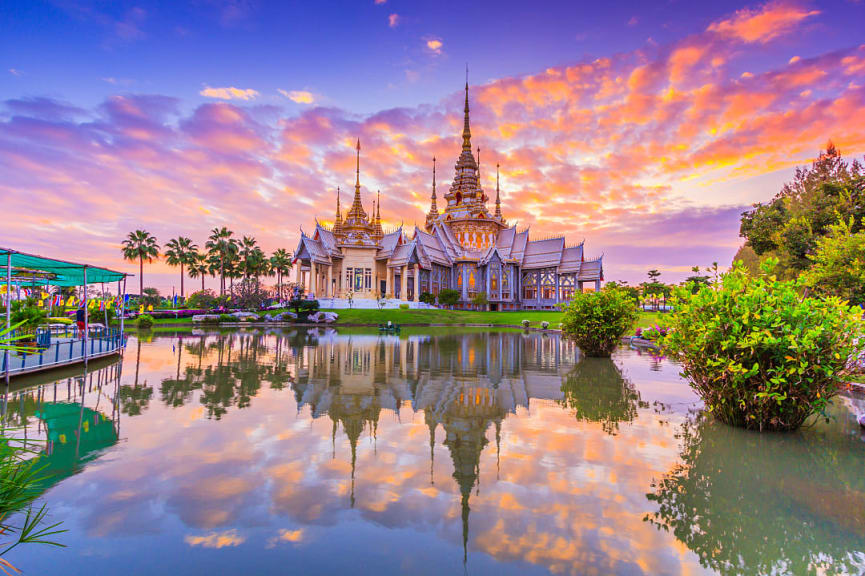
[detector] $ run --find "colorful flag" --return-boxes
[139,305,144,313]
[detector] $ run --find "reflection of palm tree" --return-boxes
[118,338,154,416]
[559,357,645,435]
[646,412,865,576]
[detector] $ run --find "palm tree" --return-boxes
[238,236,259,280]
[205,227,237,296]
[270,249,293,302]
[121,230,159,296]
[164,236,198,299]
[187,252,209,292]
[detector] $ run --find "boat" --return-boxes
[378,322,400,334]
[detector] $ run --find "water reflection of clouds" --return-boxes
[15,330,862,575]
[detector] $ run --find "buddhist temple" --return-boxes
[293,82,604,309]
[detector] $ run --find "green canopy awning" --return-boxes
[0,248,128,286]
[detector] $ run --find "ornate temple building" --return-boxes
[293,83,604,309]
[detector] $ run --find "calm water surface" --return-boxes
[4,328,865,575]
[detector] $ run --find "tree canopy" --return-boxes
[739,143,865,277]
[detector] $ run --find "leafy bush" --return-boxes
[662,260,864,431]
[641,325,669,341]
[521,319,530,328]
[46,316,73,325]
[11,300,48,329]
[437,289,460,307]
[540,321,550,330]
[399,303,409,310]
[186,289,219,309]
[299,300,319,312]
[218,314,236,323]
[232,277,268,310]
[418,292,435,304]
[803,217,865,306]
[136,314,154,329]
[561,287,638,357]
[140,288,161,309]
[470,292,488,309]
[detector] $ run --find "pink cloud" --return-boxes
[2,5,863,287]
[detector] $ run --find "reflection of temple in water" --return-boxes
[291,331,578,561]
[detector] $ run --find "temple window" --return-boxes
[522,270,537,300]
[541,269,556,299]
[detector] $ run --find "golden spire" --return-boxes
[373,190,383,238]
[425,156,439,232]
[431,156,438,205]
[355,138,361,190]
[334,186,343,234]
[494,164,503,220]
[462,78,472,152]
[345,138,371,227]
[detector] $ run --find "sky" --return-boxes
[1,0,865,293]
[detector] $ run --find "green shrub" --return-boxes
[46,317,73,325]
[470,292,488,309]
[521,319,530,328]
[10,300,47,330]
[418,292,435,304]
[399,303,409,310]
[438,289,461,307]
[186,289,218,309]
[136,314,154,329]
[561,287,638,357]
[662,260,864,431]
[299,300,320,312]
[218,314,236,323]
[540,321,549,329]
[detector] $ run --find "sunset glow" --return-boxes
[2,0,864,289]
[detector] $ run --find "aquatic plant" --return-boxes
[662,259,863,431]
[560,287,638,357]
[136,314,154,329]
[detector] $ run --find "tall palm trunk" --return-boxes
[201,275,205,291]
[220,257,225,296]
[180,262,185,299]
[139,256,144,296]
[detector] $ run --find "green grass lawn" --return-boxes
[135,308,669,330]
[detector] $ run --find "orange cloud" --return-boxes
[707,1,820,44]
[199,86,259,101]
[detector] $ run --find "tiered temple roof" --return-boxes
[294,79,604,288]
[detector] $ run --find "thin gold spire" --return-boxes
[462,79,472,152]
[355,138,361,190]
[495,164,503,220]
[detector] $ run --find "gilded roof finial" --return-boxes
[355,138,361,190]
[432,156,437,199]
[462,72,472,152]
[495,163,503,220]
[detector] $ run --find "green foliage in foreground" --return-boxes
[560,288,639,357]
[0,438,66,564]
[662,260,863,431]
[136,314,154,329]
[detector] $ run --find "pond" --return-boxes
[3,328,865,575]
